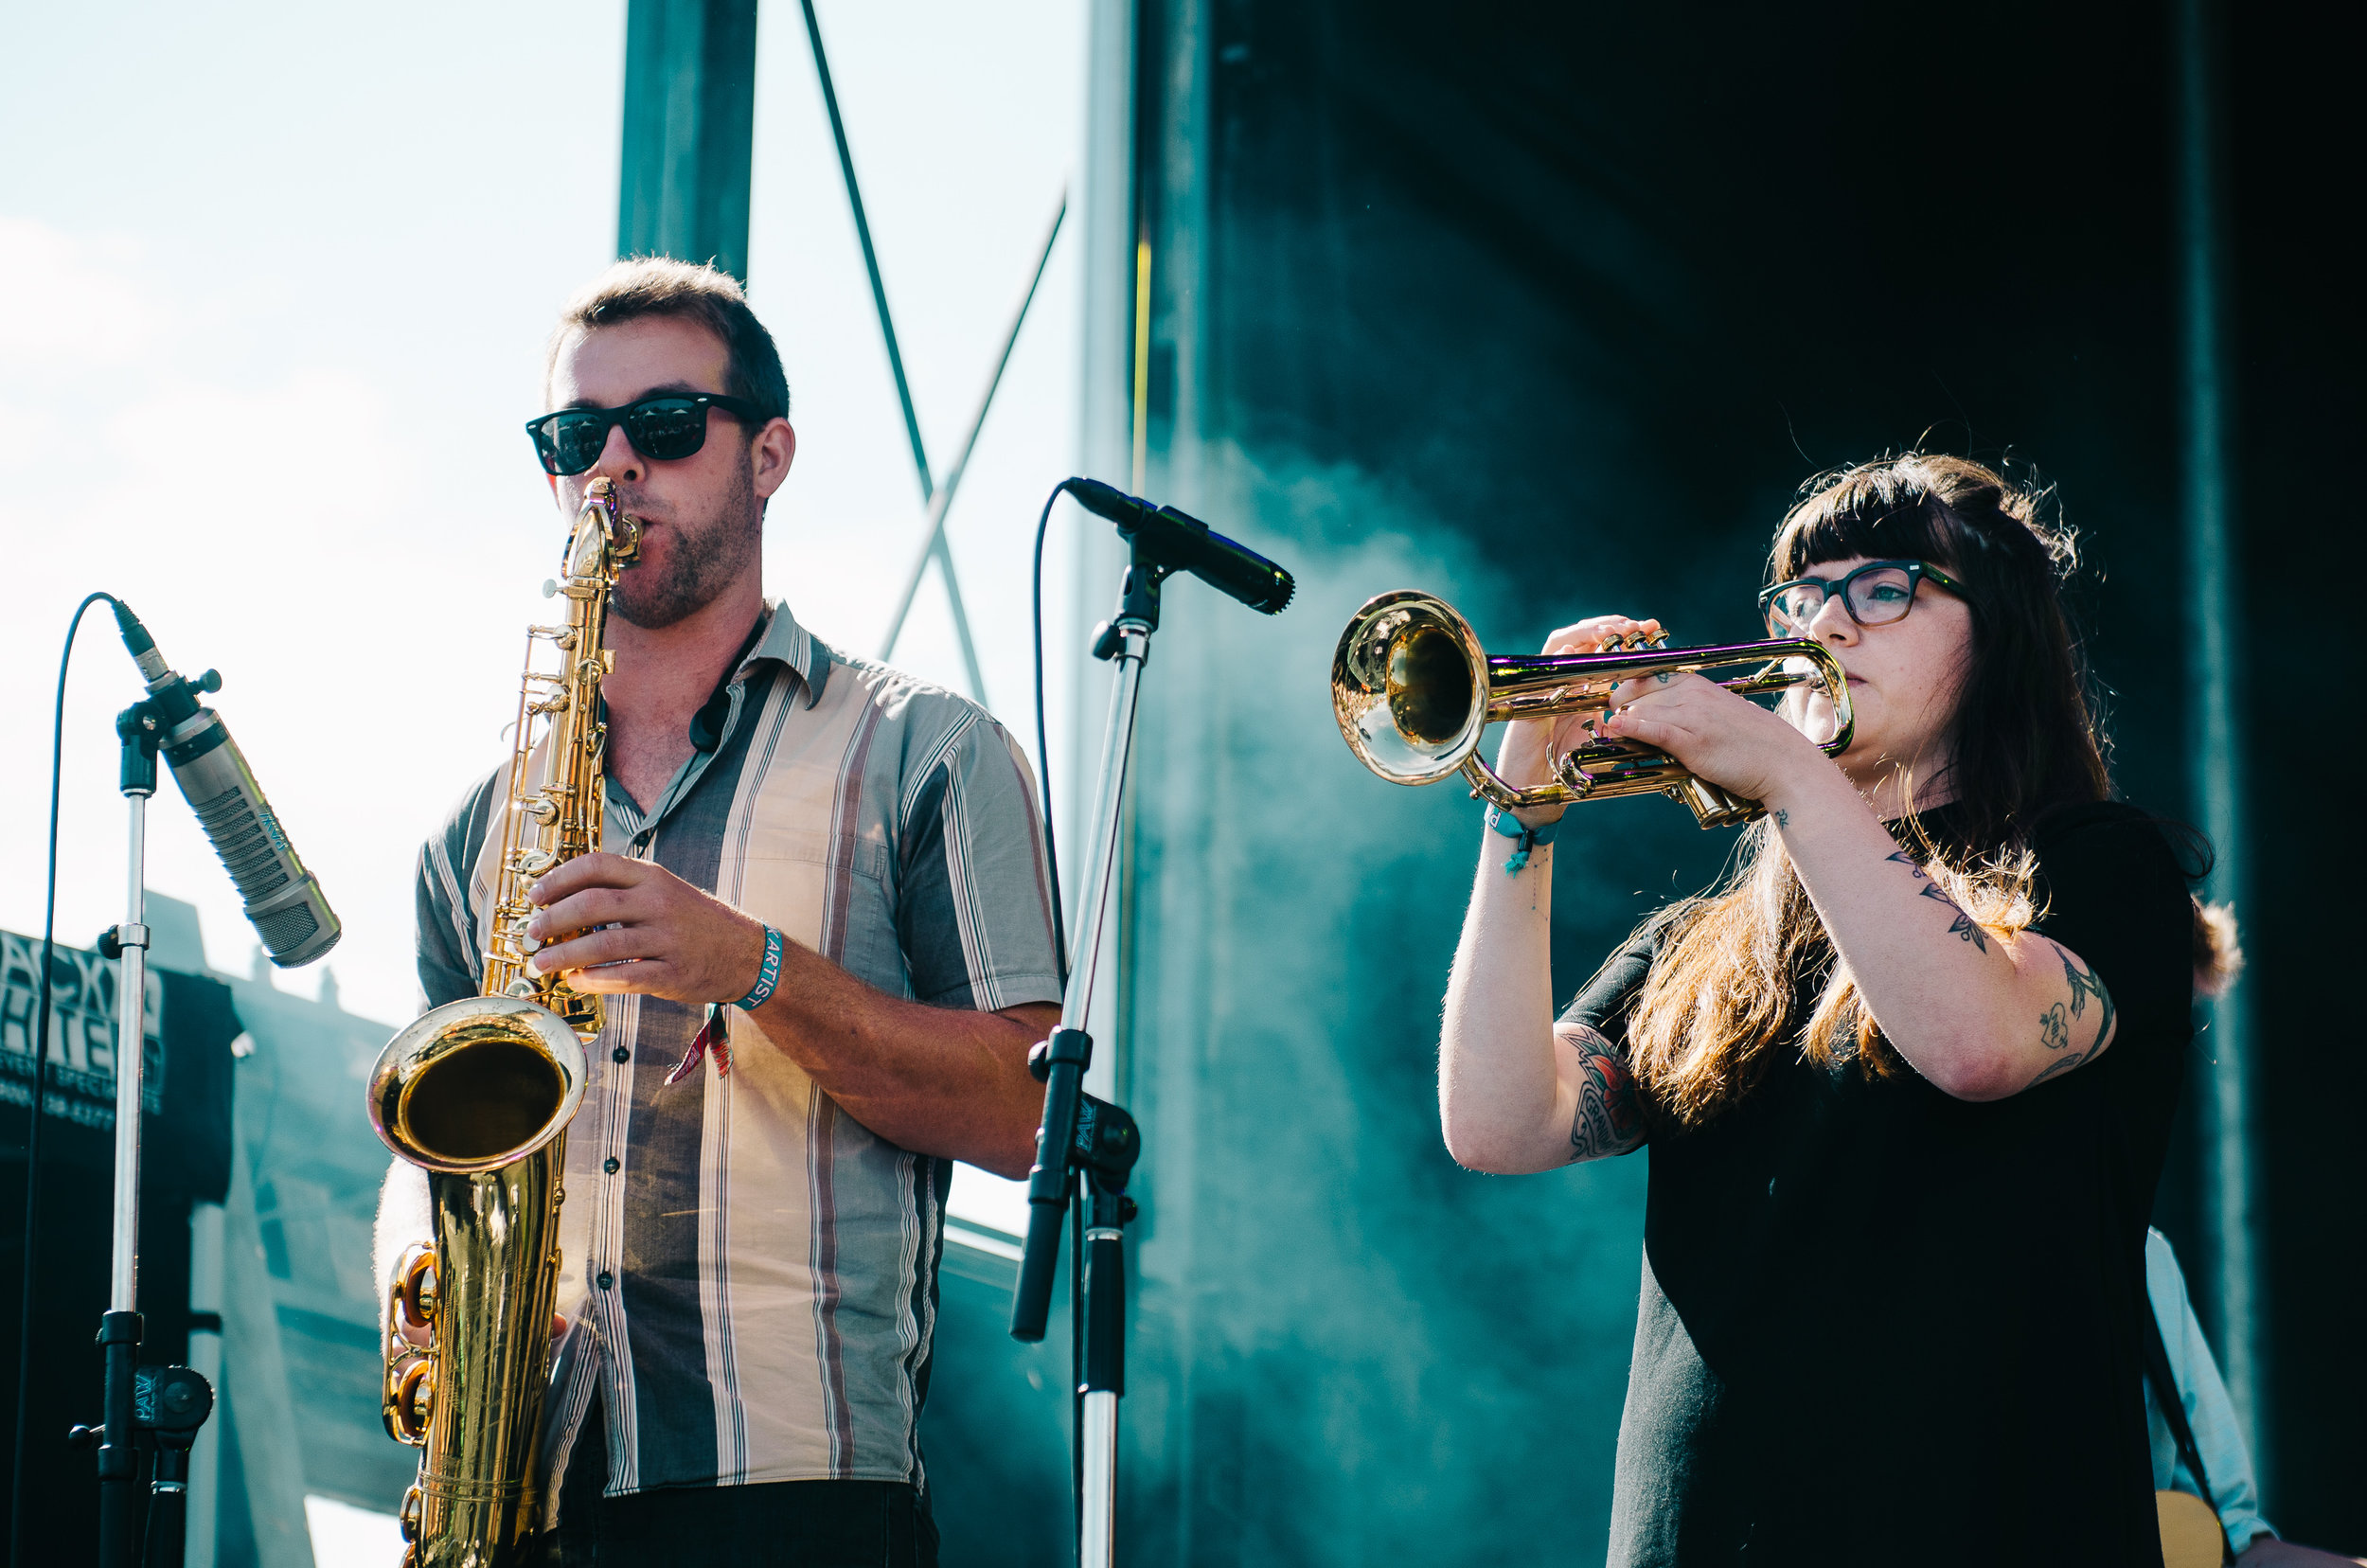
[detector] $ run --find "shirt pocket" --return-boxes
[739,822,892,881]
[733,825,904,993]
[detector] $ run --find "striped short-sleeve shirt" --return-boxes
[412,599,1062,1517]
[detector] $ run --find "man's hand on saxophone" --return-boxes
[521,849,768,1008]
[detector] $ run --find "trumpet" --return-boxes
[1330,590,1855,829]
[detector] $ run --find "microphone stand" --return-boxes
[1011,540,1164,1568]
[64,691,215,1568]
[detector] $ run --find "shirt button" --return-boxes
[603,1157,620,1174]
[613,1045,630,1063]
[596,1271,614,1291]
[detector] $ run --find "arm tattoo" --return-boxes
[1563,1023,1646,1162]
[1773,809,1789,828]
[2026,948,2117,1088]
[1886,849,1989,953]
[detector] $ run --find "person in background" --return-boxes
[2146,1228,2364,1566]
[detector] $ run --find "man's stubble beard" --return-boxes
[611,457,761,631]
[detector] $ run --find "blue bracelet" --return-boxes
[1486,805,1560,875]
[734,926,783,1009]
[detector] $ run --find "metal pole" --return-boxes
[97,757,155,1568]
[618,0,759,280]
[796,0,989,703]
[880,195,1069,660]
[111,800,149,1315]
[1067,633,1146,1021]
[1080,1382,1119,1568]
[2172,0,2263,1485]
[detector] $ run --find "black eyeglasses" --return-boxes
[524,392,767,476]
[1758,559,1967,637]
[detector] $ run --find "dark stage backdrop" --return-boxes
[1023,1,2362,1562]
[0,935,240,1562]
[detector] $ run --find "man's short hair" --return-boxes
[545,257,791,421]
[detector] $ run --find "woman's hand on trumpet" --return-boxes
[1493,615,1664,822]
[1596,667,1826,808]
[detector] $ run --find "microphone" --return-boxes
[112,602,343,969]
[1067,479,1294,615]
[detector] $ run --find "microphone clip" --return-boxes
[1089,549,1175,662]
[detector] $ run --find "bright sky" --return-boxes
[1,1,1086,1235]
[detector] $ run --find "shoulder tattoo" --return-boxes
[1562,1021,1646,1162]
[2026,948,2117,1088]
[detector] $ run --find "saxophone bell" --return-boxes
[368,997,586,1175]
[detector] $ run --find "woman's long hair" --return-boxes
[1624,453,2115,1126]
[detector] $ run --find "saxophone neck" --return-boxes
[575,477,640,573]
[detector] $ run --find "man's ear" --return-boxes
[752,418,796,502]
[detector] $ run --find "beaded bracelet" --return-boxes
[1486,804,1561,875]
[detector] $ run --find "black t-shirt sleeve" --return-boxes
[1558,929,1663,1050]
[2026,802,2194,1043]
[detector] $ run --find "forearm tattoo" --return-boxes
[1886,849,1989,953]
[2027,948,2116,1088]
[1563,1023,1646,1163]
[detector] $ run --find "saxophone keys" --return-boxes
[392,1359,434,1441]
[509,849,558,878]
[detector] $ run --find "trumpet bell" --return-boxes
[369,995,588,1175]
[1329,585,1854,828]
[1332,591,1491,786]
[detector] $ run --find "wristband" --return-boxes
[734,925,783,1009]
[1486,804,1560,875]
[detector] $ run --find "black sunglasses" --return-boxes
[1757,559,1967,636]
[525,392,767,476]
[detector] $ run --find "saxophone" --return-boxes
[367,478,639,1567]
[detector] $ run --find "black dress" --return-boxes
[1568,802,2194,1568]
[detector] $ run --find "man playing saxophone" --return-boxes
[376,258,1062,1567]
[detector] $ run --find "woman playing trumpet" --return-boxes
[1439,454,2234,1566]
